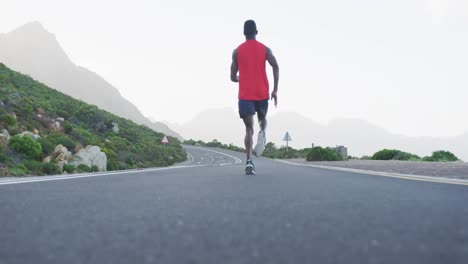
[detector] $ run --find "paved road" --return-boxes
[286,159,468,179]
[0,146,467,264]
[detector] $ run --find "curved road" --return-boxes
[0,146,467,264]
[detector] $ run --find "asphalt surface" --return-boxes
[286,159,468,179]
[0,146,467,264]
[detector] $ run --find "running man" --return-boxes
[230,20,280,175]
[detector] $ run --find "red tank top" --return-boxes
[237,40,269,100]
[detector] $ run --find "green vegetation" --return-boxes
[371,149,420,161]
[371,149,458,162]
[306,146,344,161]
[0,114,16,126]
[63,164,75,174]
[422,150,459,162]
[0,63,186,176]
[10,135,42,160]
[263,142,307,159]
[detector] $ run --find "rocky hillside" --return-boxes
[0,22,182,139]
[0,63,186,176]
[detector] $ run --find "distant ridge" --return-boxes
[0,21,182,139]
[171,108,468,161]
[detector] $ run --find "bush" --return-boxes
[372,149,421,161]
[183,139,197,145]
[371,149,401,160]
[206,139,223,148]
[107,159,119,171]
[393,151,420,161]
[9,164,28,176]
[70,128,97,146]
[10,135,42,160]
[64,121,73,134]
[0,144,7,162]
[0,114,16,126]
[38,137,55,156]
[423,150,459,162]
[48,134,77,152]
[41,162,60,175]
[306,146,343,161]
[63,164,75,174]
[24,160,45,175]
[76,164,92,173]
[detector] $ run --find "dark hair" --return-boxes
[243,20,257,36]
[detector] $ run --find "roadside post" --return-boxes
[283,131,292,153]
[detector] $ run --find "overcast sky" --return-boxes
[1,0,467,137]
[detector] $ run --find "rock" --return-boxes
[51,144,73,171]
[18,131,41,140]
[33,129,39,134]
[43,156,52,163]
[70,146,107,172]
[36,108,46,116]
[0,129,10,145]
[112,122,119,133]
[57,117,65,122]
[48,121,62,132]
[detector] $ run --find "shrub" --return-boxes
[423,150,459,162]
[10,135,42,160]
[393,151,420,161]
[24,160,45,175]
[41,163,60,175]
[206,139,223,148]
[0,114,16,126]
[64,121,73,134]
[372,149,421,161]
[306,146,343,161]
[91,165,99,172]
[70,127,97,146]
[48,134,77,152]
[37,137,55,156]
[183,139,197,145]
[107,159,119,171]
[371,149,401,160]
[9,164,28,176]
[0,144,7,162]
[76,164,92,173]
[63,164,75,174]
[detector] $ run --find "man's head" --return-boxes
[244,20,258,39]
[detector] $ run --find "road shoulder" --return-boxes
[277,159,468,186]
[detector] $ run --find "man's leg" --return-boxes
[258,115,267,132]
[256,99,269,132]
[242,115,254,160]
[254,100,269,156]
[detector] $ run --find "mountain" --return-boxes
[0,22,182,139]
[0,63,185,175]
[172,108,468,161]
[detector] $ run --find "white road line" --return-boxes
[219,163,231,167]
[185,146,242,164]
[0,165,202,186]
[277,160,468,187]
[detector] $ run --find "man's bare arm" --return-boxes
[266,47,279,106]
[230,49,239,82]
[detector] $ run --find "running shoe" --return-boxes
[254,130,266,157]
[245,159,256,175]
